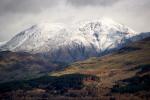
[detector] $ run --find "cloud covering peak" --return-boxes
[0,0,150,41]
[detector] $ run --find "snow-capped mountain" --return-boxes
[0,18,149,63]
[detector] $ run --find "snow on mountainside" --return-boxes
[0,18,149,63]
[0,41,7,47]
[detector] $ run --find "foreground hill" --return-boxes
[0,38,149,100]
[0,51,67,83]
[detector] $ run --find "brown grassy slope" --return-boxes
[48,37,150,99]
[0,38,149,100]
[0,51,61,83]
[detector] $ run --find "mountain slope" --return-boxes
[1,19,147,63]
[0,37,149,100]
[48,37,150,99]
[0,51,65,83]
[50,37,150,76]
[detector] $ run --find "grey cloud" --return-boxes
[66,0,120,6]
[0,0,120,15]
[0,0,150,42]
[0,0,58,15]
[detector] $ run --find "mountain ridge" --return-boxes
[0,19,149,63]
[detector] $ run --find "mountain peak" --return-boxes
[76,18,136,36]
[29,22,66,34]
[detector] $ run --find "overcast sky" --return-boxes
[0,0,150,41]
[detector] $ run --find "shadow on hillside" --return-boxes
[117,46,141,54]
[111,64,150,93]
[128,64,150,74]
[0,73,99,93]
